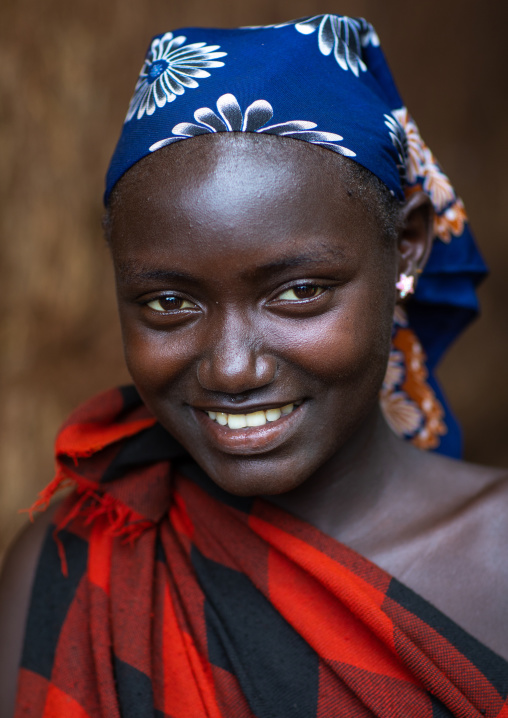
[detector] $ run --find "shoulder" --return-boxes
[410,444,508,514]
[399,450,508,658]
[428,452,508,527]
[451,461,508,578]
[416,450,508,569]
[460,461,508,526]
[0,503,60,718]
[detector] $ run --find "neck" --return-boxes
[267,404,419,551]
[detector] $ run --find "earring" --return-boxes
[396,273,415,299]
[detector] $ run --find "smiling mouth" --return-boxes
[194,400,305,455]
[205,402,301,429]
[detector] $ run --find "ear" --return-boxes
[397,191,434,280]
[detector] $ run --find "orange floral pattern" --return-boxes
[380,310,447,449]
[434,197,467,243]
[421,147,455,211]
[390,108,467,244]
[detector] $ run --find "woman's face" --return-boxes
[109,134,399,496]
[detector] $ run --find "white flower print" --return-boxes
[392,108,424,184]
[388,107,464,241]
[382,350,405,392]
[421,146,455,212]
[245,15,379,76]
[357,21,381,48]
[434,198,467,243]
[380,340,423,438]
[380,391,423,436]
[294,15,379,75]
[149,93,357,157]
[380,320,447,448]
[126,33,227,122]
[391,108,456,211]
[384,113,408,183]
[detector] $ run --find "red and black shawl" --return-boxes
[15,386,508,717]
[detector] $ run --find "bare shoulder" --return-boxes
[429,451,508,524]
[0,503,60,718]
[460,460,508,522]
[418,449,508,568]
[411,443,508,513]
[398,448,508,658]
[453,460,508,572]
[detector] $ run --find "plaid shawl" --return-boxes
[15,386,508,717]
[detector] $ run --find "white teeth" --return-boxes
[265,408,281,422]
[206,403,299,429]
[246,411,267,427]
[227,414,247,429]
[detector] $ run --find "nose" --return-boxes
[197,313,277,395]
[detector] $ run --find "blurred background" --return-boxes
[1,0,507,566]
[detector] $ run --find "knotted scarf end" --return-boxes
[25,468,156,576]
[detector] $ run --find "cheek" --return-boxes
[276,291,393,392]
[119,317,197,396]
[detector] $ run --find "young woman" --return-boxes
[1,15,507,718]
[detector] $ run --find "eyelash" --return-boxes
[143,282,331,314]
[274,283,328,302]
[145,295,196,312]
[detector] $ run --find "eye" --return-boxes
[277,284,326,301]
[146,295,196,312]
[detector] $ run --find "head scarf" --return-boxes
[105,15,487,458]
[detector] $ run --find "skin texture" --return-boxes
[1,133,507,714]
[109,134,425,497]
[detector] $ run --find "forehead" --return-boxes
[108,133,385,267]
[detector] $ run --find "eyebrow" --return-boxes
[115,266,196,283]
[240,251,346,281]
[116,250,345,284]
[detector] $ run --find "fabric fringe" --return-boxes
[25,468,155,577]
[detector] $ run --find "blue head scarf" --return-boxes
[106,15,487,458]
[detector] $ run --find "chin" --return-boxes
[184,447,310,497]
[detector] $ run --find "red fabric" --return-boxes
[15,387,508,717]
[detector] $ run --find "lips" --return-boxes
[194,401,306,454]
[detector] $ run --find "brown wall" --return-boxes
[1,0,507,564]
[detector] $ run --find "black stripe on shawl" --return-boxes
[387,577,508,699]
[21,527,88,679]
[113,656,155,717]
[101,423,186,483]
[430,694,455,716]
[192,546,319,718]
